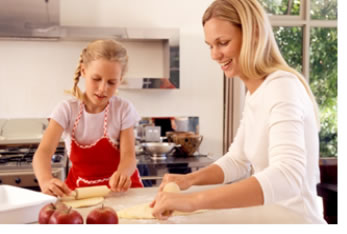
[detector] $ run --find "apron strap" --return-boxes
[103,103,110,137]
[71,101,110,139]
[71,102,84,140]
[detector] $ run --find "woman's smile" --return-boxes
[220,59,233,71]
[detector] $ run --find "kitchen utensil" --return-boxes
[141,142,179,160]
[144,126,161,142]
[60,185,111,201]
[172,134,203,156]
[0,184,57,224]
[166,131,195,142]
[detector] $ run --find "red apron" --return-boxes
[65,102,143,190]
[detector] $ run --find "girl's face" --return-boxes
[81,58,122,112]
[204,18,243,79]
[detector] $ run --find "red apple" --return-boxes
[48,207,84,224]
[86,204,118,224]
[38,202,68,224]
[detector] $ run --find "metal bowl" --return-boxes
[141,142,178,159]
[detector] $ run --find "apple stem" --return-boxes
[67,206,72,213]
[102,203,104,209]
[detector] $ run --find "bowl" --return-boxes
[0,185,57,224]
[166,131,195,142]
[172,134,203,156]
[141,142,178,158]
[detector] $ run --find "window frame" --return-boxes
[267,0,337,82]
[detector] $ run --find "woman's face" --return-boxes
[204,18,243,79]
[81,58,122,112]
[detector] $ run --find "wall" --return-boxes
[0,0,224,156]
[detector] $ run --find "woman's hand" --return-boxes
[109,170,132,192]
[158,173,193,192]
[150,192,198,220]
[41,178,72,197]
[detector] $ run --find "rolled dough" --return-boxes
[60,185,110,208]
[62,197,104,208]
[118,182,205,219]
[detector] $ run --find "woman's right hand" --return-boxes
[40,178,72,198]
[158,173,193,192]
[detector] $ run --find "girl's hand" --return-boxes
[159,173,193,192]
[41,178,72,197]
[109,170,132,192]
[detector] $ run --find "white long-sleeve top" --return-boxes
[214,70,326,223]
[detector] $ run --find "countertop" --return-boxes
[75,185,310,224]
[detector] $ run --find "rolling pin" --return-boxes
[60,185,111,201]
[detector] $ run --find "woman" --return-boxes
[33,39,143,197]
[150,0,325,223]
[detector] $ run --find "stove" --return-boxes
[0,143,67,191]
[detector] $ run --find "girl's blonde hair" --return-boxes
[202,0,320,129]
[66,39,128,101]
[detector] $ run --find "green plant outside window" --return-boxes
[310,27,337,157]
[261,0,300,15]
[260,0,337,157]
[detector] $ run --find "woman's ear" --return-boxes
[80,63,86,77]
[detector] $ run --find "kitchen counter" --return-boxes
[75,185,310,224]
[136,154,214,168]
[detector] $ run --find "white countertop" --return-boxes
[75,185,310,224]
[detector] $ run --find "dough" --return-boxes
[118,182,205,219]
[60,185,110,208]
[118,202,155,219]
[118,202,204,219]
[62,197,104,208]
[163,182,180,193]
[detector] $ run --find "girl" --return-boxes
[150,0,326,223]
[33,39,143,197]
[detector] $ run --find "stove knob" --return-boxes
[15,178,21,184]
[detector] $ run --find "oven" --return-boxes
[0,143,67,191]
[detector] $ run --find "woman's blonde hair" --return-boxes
[66,39,128,101]
[203,0,320,129]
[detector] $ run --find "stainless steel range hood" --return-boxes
[0,0,180,89]
[0,0,128,40]
[0,0,61,39]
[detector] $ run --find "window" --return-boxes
[260,0,338,157]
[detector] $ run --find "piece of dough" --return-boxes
[118,183,204,219]
[118,202,204,219]
[163,182,180,193]
[62,197,104,208]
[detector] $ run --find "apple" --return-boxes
[38,202,68,224]
[48,207,84,224]
[86,204,118,224]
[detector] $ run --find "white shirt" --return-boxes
[214,70,325,223]
[50,96,140,155]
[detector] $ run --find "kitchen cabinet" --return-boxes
[317,157,337,224]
